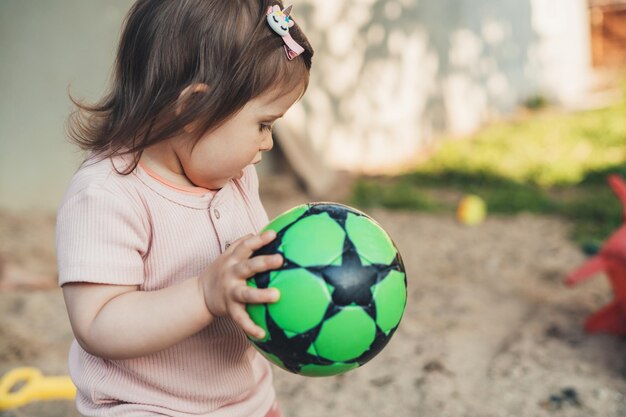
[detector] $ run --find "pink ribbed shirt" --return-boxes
[56,155,275,417]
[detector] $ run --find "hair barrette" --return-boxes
[266,5,304,60]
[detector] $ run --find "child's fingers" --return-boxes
[225,233,254,253]
[231,230,277,258]
[229,303,269,339]
[234,285,280,305]
[233,254,283,278]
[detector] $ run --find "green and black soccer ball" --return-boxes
[246,202,407,377]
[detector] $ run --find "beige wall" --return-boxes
[0,0,133,211]
[284,0,591,173]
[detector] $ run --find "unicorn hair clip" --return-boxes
[266,5,305,60]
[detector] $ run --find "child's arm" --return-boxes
[63,278,210,359]
[63,230,282,360]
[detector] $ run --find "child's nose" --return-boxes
[261,135,274,151]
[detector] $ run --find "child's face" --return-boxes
[180,84,304,190]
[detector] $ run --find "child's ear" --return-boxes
[177,83,209,116]
[177,83,209,133]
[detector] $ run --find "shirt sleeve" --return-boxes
[56,184,149,286]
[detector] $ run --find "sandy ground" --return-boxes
[1,175,626,417]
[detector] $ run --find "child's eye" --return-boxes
[259,124,273,133]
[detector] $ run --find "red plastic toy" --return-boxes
[565,174,626,334]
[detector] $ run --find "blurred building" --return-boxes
[589,0,626,66]
[284,0,593,185]
[0,0,595,209]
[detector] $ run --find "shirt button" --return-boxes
[225,242,231,249]
[214,208,220,219]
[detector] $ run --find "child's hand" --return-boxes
[199,230,282,339]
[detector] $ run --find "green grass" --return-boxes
[350,97,626,248]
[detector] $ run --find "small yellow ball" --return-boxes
[457,195,487,226]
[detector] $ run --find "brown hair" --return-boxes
[67,0,313,173]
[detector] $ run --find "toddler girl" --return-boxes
[56,1,313,416]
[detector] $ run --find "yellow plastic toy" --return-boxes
[0,367,76,411]
[456,194,487,226]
